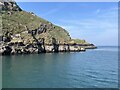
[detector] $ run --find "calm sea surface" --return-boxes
[2,46,118,88]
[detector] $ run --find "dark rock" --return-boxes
[2,46,12,55]
[3,37,11,42]
[1,1,22,11]
[0,36,3,41]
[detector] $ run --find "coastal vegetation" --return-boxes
[0,1,96,55]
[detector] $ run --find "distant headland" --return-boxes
[0,1,97,55]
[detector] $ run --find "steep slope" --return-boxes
[2,11,72,44]
[1,1,90,45]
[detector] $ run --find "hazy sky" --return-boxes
[17,2,118,46]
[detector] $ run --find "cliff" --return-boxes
[0,0,96,55]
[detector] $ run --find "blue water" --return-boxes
[2,46,118,88]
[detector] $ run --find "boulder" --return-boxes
[45,45,54,53]
[2,46,12,55]
[0,47,4,54]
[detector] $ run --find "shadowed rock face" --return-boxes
[1,0,22,11]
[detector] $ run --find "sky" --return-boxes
[17,2,118,46]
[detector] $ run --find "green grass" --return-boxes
[2,10,89,44]
[2,11,71,43]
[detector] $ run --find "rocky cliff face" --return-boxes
[0,0,22,11]
[0,0,96,55]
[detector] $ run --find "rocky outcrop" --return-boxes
[1,0,22,11]
[0,37,96,55]
[0,44,86,55]
[1,45,12,55]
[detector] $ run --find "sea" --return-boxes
[1,46,118,88]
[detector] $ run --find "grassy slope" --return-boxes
[2,10,90,44]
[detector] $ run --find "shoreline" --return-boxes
[0,43,97,55]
